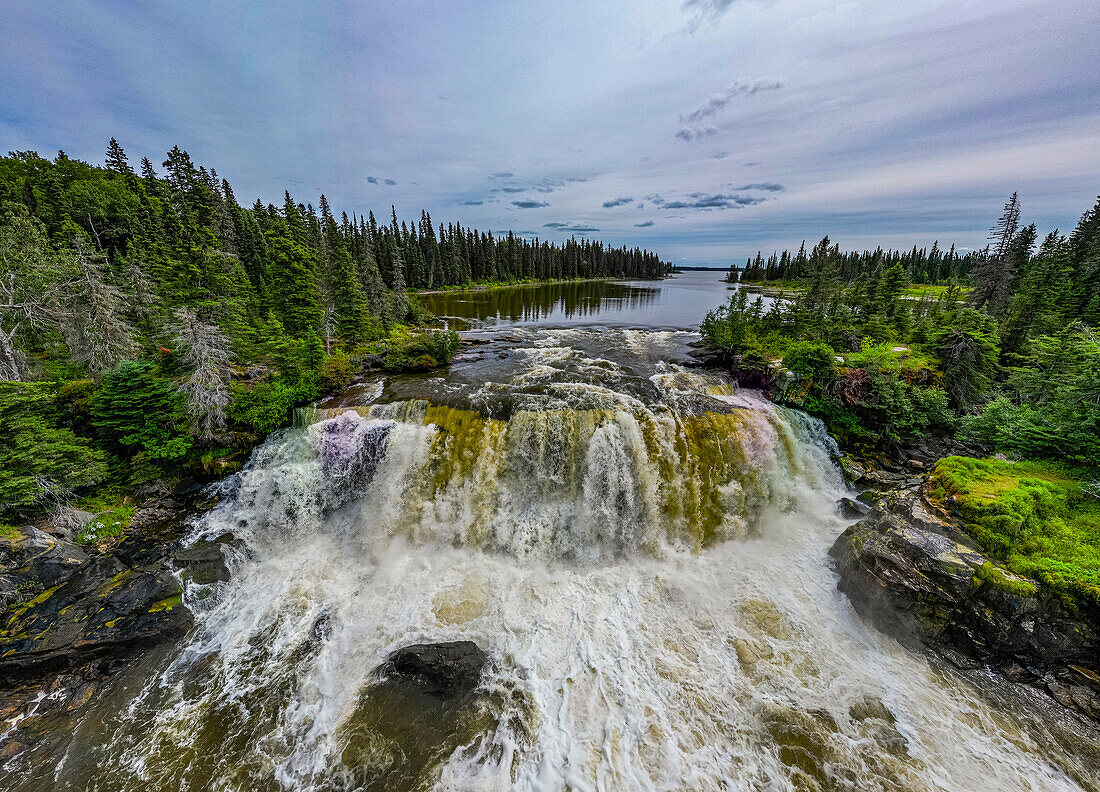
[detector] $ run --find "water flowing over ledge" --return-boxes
[10,326,1098,792]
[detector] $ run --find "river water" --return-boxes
[8,272,1100,791]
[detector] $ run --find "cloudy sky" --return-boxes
[3,0,1098,265]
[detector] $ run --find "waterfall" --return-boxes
[26,329,1097,792]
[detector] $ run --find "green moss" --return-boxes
[148,593,182,612]
[0,521,21,540]
[973,561,1038,598]
[929,456,1100,609]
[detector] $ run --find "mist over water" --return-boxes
[13,275,1099,791]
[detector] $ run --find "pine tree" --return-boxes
[968,192,1021,317]
[105,138,134,176]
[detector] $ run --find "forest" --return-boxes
[0,142,670,521]
[705,192,1100,457]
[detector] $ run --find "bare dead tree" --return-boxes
[167,306,233,440]
[62,239,139,375]
[0,213,71,380]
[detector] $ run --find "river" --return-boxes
[8,271,1099,791]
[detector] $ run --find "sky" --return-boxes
[2,0,1099,266]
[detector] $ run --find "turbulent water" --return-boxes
[7,277,1100,791]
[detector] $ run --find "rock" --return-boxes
[830,483,1100,722]
[1,524,192,681]
[172,538,236,584]
[905,459,925,471]
[377,641,488,700]
[836,497,871,519]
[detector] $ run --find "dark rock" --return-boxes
[1,525,192,681]
[172,539,234,584]
[377,641,488,700]
[360,353,385,370]
[837,497,871,519]
[830,483,1100,722]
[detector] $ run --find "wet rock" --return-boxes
[172,538,234,584]
[836,497,871,519]
[830,484,1100,722]
[377,641,488,700]
[1,524,192,681]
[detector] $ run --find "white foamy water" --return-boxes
[23,329,1099,792]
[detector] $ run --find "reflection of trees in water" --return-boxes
[422,281,659,323]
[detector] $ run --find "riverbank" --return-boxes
[831,460,1100,721]
[409,275,617,296]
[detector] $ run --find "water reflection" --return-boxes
[419,271,740,330]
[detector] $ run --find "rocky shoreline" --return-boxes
[831,470,1100,722]
[0,486,235,757]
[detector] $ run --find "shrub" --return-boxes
[321,350,355,393]
[91,360,192,461]
[228,378,316,433]
[383,329,461,372]
[782,341,838,385]
[0,381,106,510]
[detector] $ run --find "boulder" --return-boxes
[376,640,488,700]
[836,497,871,519]
[830,485,1100,721]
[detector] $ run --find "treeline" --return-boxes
[0,141,669,517]
[736,241,982,285]
[703,193,1100,463]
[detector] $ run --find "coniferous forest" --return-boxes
[705,191,1100,462]
[0,142,670,515]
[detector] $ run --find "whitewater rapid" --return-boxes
[28,329,1099,791]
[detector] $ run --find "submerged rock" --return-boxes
[377,640,488,700]
[830,484,1100,721]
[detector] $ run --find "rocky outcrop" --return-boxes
[0,526,191,680]
[376,640,488,701]
[830,483,1100,720]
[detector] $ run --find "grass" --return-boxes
[901,284,972,300]
[0,520,21,540]
[74,493,135,546]
[928,456,1100,610]
[738,280,971,302]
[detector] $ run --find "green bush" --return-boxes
[228,378,316,433]
[91,360,192,461]
[383,329,461,372]
[0,381,106,510]
[782,341,838,385]
[321,350,355,393]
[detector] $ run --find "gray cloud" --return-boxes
[461,199,483,205]
[543,222,600,233]
[501,186,525,192]
[634,220,655,227]
[489,172,515,179]
[713,151,729,159]
[602,195,634,208]
[660,192,766,210]
[681,79,784,124]
[735,182,784,191]
[366,176,378,184]
[385,178,397,185]
[513,199,549,209]
[676,125,718,142]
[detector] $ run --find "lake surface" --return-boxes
[419,269,744,330]
[7,273,1099,792]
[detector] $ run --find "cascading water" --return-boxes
[16,327,1099,792]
